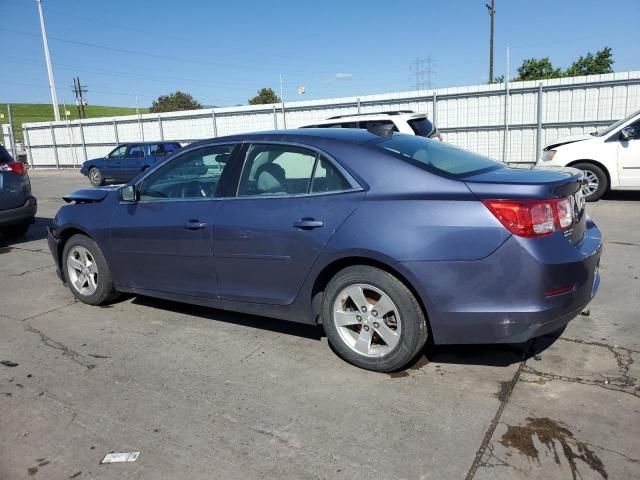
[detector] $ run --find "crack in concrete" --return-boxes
[557,336,640,355]
[464,349,528,480]
[10,265,54,277]
[24,323,96,370]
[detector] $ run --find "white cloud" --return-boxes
[334,72,353,79]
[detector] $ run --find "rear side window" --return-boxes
[238,144,352,196]
[360,120,398,131]
[375,134,502,177]
[407,117,435,137]
[127,145,145,158]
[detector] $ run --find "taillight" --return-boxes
[0,161,27,175]
[483,198,574,238]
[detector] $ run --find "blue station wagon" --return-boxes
[80,142,182,186]
[49,129,601,372]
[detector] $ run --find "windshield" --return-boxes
[374,134,503,177]
[594,109,640,137]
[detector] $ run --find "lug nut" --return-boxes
[363,325,370,331]
[356,315,362,322]
[360,306,367,313]
[372,310,378,317]
[373,322,379,328]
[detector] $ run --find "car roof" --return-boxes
[186,128,386,149]
[298,112,428,127]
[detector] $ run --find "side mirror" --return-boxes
[620,126,637,141]
[120,185,138,202]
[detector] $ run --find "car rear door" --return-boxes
[101,145,127,179]
[109,143,238,297]
[0,147,27,210]
[213,143,364,305]
[121,144,146,179]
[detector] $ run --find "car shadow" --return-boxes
[0,216,52,247]
[602,190,640,201]
[130,294,565,369]
[131,295,324,341]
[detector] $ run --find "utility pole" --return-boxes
[36,0,60,121]
[486,0,495,84]
[71,77,88,118]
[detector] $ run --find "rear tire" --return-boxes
[62,234,119,305]
[89,167,104,186]
[573,162,607,202]
[322,266,428,372]
[0,220,31,238]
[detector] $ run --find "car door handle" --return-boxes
[185,220,207,230]
[293,218,324,230]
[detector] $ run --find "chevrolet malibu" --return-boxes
[47,129,602,372]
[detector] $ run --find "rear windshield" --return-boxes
[407,117,435,137]
[0,144,13,164]
[374,134,503,177]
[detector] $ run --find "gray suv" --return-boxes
[0,145,37,239]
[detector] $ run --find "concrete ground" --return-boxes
[0,170,638,480]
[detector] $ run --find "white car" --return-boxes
[538,109,640,201]
[299,111,442,140]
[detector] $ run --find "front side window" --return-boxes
[139,144,235,200]
[237,144,352,196]
[108,145,127,159]
[407,117,435,137]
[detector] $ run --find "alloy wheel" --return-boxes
[581,170,600,197]
[332,283,402,357]
[67,246,99,296]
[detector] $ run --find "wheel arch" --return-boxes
[310,256,432,336]
[55,227,96,280]
[567,159,611,190]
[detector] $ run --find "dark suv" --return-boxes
[80,142,182,186]
[0,145,37,238]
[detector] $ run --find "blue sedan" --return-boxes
[48,129,601,372]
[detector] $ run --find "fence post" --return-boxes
[158,114,164,140]
[272,105,278,129]
[50,123,60,169]
[211,110,218,137]
[432,91,438,126]
[502,78,510,162]
[7,104,17,158]
[281,102,287,129]
[535,82,544,162]
[78,120,88,162]
[23,127,33,167]
[357,97,361,114]
[113,118,119,144]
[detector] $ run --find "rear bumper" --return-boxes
[0,196,37,227]
[401,218,602,345]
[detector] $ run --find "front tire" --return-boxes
[322,266,428,372]
[89,167,104,186]
[574,162,607,202]
[62,234,119,305]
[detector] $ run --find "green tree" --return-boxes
[514,57,563,81]
[565,47,614,77]
[248,88,281,105]
[149,91,202,113]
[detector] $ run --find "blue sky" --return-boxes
[1,0,638,108]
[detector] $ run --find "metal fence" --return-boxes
[7,71,640,168]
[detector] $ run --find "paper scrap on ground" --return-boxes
[100,452,140,464]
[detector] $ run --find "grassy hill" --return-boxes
[0,104,148,142]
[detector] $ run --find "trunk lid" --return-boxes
[464,165,587,245]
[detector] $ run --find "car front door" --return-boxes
[121,144,146,180]
[109,143,238,297]
[213,143,364,305]
[617,119,640,186]
[102,145,127,178]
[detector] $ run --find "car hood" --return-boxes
[543,133,594,150]
[63,186,119,203]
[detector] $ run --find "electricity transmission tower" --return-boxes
[72,77,88,118]
[410,57,434,90]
